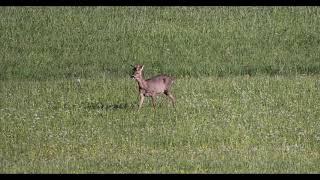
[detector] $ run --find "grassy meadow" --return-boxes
[1,7,320,173]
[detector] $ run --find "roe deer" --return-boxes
[131,64,176,110]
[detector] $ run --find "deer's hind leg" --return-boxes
[151,96,156,110]
[164,90,176,107]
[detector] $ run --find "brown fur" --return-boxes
[131,64,176,110]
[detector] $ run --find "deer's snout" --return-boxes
[131,73,137,79]
[131,69,142,80]
[131,71,140,79]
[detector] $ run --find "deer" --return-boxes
[131,64,176,111]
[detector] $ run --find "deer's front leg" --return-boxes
[138,93,145,111]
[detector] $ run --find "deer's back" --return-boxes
[145,75,174,93]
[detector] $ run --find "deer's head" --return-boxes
[131,64,144,79]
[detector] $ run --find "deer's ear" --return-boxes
[141,65,144,70]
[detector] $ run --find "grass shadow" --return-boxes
[84,101,134,111]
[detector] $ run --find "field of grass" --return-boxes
[1,7,320,173]
[1,6,320,79]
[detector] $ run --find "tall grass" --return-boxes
[0,7,320,80]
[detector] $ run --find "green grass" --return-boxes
[1,76,320,173]
[1,7,320,80]
[1,7,320,173]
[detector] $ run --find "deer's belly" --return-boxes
[144,92,153,96]
[142,89,163,97]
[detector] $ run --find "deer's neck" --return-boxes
[135,75,148,89]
